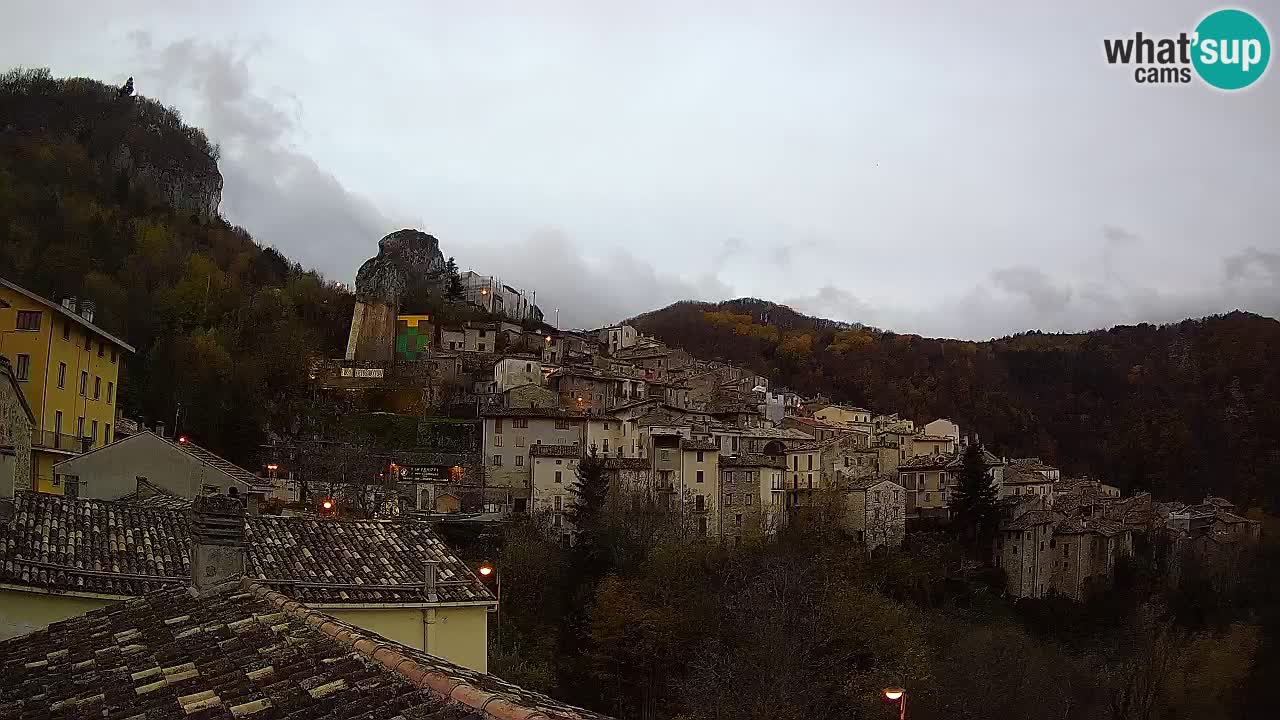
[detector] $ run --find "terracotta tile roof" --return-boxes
[0,578,612,720]
[913,434,952,443]
[898,449,1003,470]
[1056,516,1128,537]
[680,439,720,452]
[1009,457,1057,473]
[1214,510,1257,525]
[529,445,582,458]
[719,454,786,469]
[0,493,493,604]
[479,407,587,419]
[1004,465,1054,485]
[116,480,196,511]
[170,438,269,491]
[1004,510,1065,532]
[601,457,650,470]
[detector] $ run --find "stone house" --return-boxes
[719,454,787,544]
[845,477,908,549]
[529,444,582,544]
[480,407,587,512]
[0,356,35,496]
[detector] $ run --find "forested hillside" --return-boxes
[0,68,354,462]
[631,299,1280,510]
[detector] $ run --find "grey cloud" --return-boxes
[458,228,733,329]
[131,36,393,280]
[1224,247,1280,282]
[990,266,1073,314]
[1102,225,1140,247]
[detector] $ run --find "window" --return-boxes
[110,348,116,364]
[54,411,62,435]
[732,436,739,451]
[77,416,85,438]
[512,418,528,428]
[877,490,884,503]
[90,420,98,445]
[84,335,91,350]
[696,450,704,462]
[93,376,101,400]
[925,491,932,502]
[555,419,571,430]
[695,495,705,511]
[696,470,704,483]
[14,354,30,381]
[492,455,503,466]
[792,456,798,470]
[603,422,610,430]
[494,434,503,447]
[553,513,563,528]
[104,424,111,444]
[15,310,41,331]
[807,455,813,470]
[495,418,503,433]
[736,513,743,525]
[515,455,523,467]
[660,450,669,461]
[525,363,532,372]
[807,473,813,489]
[555,459,562,465]
[79,371,87,395]
[53,476,61,487]
[515,435,525,447]
[57,362,66,388]
[554,495,562,510]
[603,439,609,453]
[745,493,753,506]
[939,472,948,485]
[97,342,104,358]
[555,471,562,484]
[478,343,486,352]
[844,457,850,467]
[62,321,70,340]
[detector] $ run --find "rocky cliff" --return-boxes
[354,229,448,306]
[0,68,223,219]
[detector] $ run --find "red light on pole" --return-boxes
[178,435,189,444]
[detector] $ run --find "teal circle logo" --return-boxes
[1192,9,1270,90]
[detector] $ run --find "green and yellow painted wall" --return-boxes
[395,315,432,361]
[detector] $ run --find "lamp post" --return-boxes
[479,561,501,646]
[883,687,906,720]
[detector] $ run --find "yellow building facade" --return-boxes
[0,278,134,493]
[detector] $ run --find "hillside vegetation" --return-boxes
[631,299,1280,510]
[0,68,354,462]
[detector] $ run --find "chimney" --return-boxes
[155,421,166,439]
[61,296,77,313]
[190,494,247,595]
[425,561,439,603]
[80,300,96,324]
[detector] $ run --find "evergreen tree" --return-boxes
[446,256,464,300]
[950,437,999,549]
[566,446,609,556]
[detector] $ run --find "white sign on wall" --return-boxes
[340,367,385,378]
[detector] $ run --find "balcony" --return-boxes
[32,430,91,453]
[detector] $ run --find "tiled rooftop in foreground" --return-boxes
[0,578,613,720]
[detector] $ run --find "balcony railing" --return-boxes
[32,430,91,453]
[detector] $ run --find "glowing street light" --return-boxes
[882,688,907,720]
[478,564,493,577]
[321,499,334,511]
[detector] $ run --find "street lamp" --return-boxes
[478,561,501,646]
[882,687,906,720]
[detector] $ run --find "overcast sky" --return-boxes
[4,1,1278,337]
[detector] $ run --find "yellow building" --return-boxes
[0,278,134,494]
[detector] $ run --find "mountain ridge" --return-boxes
[630,298,1280,511]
